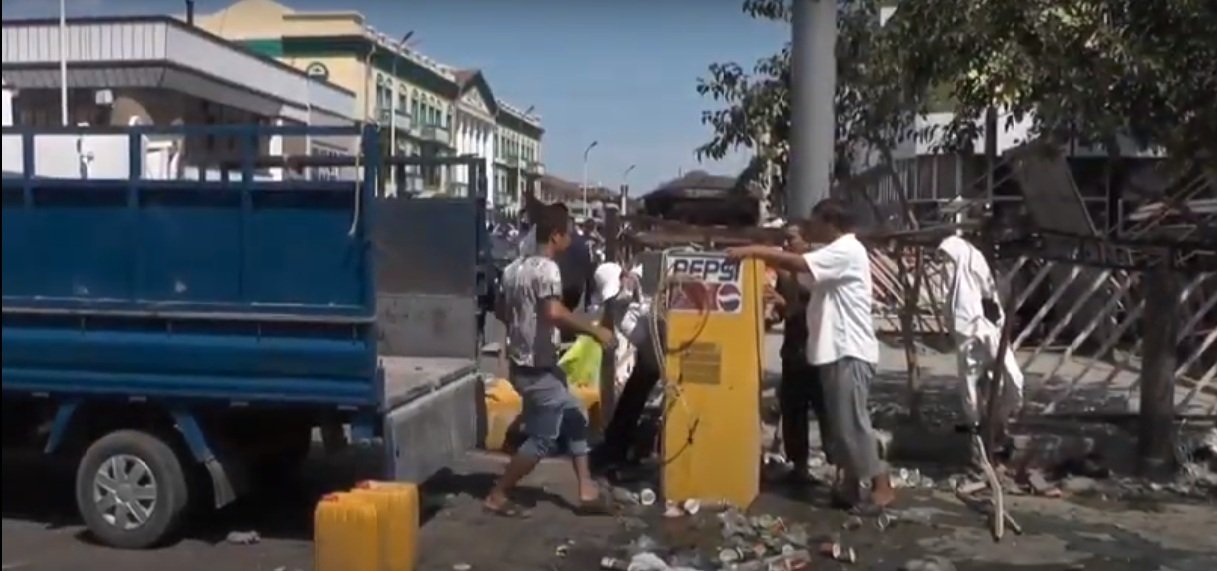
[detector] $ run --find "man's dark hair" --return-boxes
[810,198,856,232]
[535,203,570,243]
[553,202,569,213]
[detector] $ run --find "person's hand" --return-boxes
[725,245,757,260]
[763,283,779,302]
[592,326,618,350]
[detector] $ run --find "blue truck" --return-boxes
[1,124,487,548]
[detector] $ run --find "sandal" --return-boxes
[482,501,533,519]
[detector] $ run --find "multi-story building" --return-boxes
[495,101,544,214]
[196,0,543,209]
[848,3,1162,233]
[450,69,498,203]
[1,14,356,180]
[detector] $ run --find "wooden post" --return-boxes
[606,196,621,263]
[897,244,924,423]
[1139,261,1180,475]
[598,303,619,432]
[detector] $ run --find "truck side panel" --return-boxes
[2,125,379,408]
[3,182,370,312]
[3,315,377,406]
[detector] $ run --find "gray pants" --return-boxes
[818,357,885,482]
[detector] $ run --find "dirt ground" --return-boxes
[4,448,1215,571]
[4,332,1214,570]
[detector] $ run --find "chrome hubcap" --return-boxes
[93,455,158,530]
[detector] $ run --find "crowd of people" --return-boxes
[482,196,1022,519]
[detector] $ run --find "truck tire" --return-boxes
[75,429,189,549]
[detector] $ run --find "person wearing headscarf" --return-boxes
[937,235,1024,464]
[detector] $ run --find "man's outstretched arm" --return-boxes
[726,245,814,281]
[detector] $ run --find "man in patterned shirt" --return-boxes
[484,204,618,518]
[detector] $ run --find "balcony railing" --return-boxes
[419,124,452,146]
[376,107,412,130]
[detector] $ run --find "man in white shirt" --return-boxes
[728,198,895,513]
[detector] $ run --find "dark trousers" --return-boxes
[780,356,832,468]
[594,353,661,468]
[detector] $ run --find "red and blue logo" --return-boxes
[716,283,742,313]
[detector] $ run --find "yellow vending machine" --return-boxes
[659,252,765,509]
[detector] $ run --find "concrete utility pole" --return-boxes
[787,0,837,218]
[59,0,69,126]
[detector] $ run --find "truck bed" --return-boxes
[381,356,478,410]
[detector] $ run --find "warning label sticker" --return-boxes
[665,253,744,314]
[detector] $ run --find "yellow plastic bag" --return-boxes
[559,335,602,389]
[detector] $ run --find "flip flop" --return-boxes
[482,502,532,519]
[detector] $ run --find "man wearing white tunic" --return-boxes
[937,235,1024,464]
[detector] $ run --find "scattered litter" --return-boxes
[1027,469,1062,497]
[893,467,936,489]
[681,499,701,515]
[600,557,629,570]
[452,564,472,571]
[639,488,658,506]
[819,542,856,564]
[842,516,863,530]
[663,501,684,519]
[626,552,671,570]
[1062,476,1098,494]
[611,486,641,506]
[225,530,261,545]
[876,512,896,531]
[900,555,957,571]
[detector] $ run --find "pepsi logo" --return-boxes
[716,283,742,313]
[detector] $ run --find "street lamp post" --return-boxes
[621,164,636,213]
[581,140,599,220]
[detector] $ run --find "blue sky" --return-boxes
[2,0,786,193]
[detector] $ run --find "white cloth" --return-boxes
[800,234,880,365]
[593,262,654,389]
[937,236,1024,423]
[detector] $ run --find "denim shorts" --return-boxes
[509,364,590,459]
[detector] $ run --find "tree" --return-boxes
[697,0,1217,210]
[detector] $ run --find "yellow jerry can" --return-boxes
[351,481,421,571]
[314,492,382,571]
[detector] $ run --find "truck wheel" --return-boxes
[75,430,189,549]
